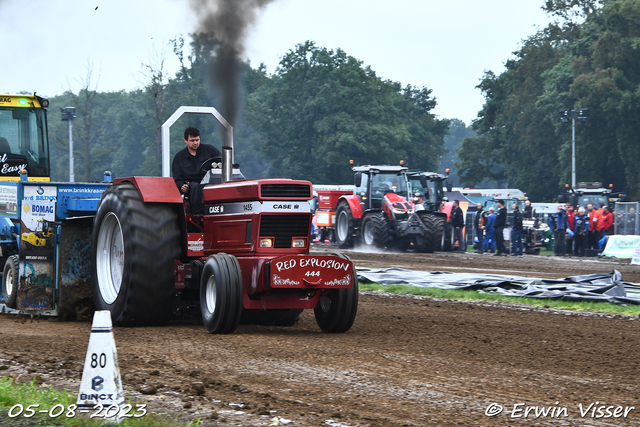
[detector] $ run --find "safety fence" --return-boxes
[615,202,639,236]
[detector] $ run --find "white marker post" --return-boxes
[77,311,124,413]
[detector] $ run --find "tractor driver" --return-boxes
[172,127,221,214]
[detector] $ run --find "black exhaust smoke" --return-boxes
[189,0,275,126]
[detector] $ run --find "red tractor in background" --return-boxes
[326,163,449,252]
[91,107,358,334]
[406,171,456,251]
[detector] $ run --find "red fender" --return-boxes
[115,176,188,258]
[115,176,183,203]
[341,194,363,219]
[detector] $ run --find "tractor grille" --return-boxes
[260,215,310,248]
[261,183,311,199]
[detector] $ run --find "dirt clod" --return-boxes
[192,382,205,395]
[139,385,157,395]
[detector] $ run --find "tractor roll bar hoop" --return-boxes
[161,106,234,183]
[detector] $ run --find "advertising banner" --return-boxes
[602,235,640,259]
[17,185,57,310]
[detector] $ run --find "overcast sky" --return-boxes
[0,0,553,124]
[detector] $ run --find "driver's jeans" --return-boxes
[188,181,205,214]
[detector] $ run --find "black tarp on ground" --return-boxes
[356,268,640,305]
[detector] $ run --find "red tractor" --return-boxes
[405,171,455,251]
[91,107,358,333]
[332,164,448,252]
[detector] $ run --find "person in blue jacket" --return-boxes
[483,207,496,253]
[573,206,590,256]
[548,205,568,256]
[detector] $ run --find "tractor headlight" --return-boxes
[292,238,306,248]
[259,238,273,248]
[392,208,414,215]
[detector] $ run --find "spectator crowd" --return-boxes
[546,202,614,256]
[456,200,619,257]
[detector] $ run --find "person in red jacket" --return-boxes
[566,205,575,255]
[598,206,614,241]
[587,203,600,249]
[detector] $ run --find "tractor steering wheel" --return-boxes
[198,156,222,181]
[378,183,390,194]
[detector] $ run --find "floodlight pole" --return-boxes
[571,114,576,189]
[559,108,587,189]
[68,120,75,182]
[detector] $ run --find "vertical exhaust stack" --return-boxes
[222,119,234,183]
[222,146,233,183]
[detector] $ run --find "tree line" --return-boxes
[46,37,452,186]
[456,0,640,201]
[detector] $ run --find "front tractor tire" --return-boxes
[200,253,243,334]
[91,182,181,326]
[414,212,439,253]
[314,255,358,333]
[335,201,356,248]
[361,212,390,249]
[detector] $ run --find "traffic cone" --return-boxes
[77,311,124,411]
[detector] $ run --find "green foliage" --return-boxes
[458,0,640,201]
[248,41,448,183]
[441,119,474,186]
[46,37,448,184]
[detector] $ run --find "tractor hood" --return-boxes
[384,192,414,217]
[203,179,313,204]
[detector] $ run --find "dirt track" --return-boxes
[0,247,639,426]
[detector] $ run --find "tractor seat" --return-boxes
[0,137,28,161]
[0,137,11,154]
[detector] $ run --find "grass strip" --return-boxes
[0,376,200,426]
[359,283,640,317]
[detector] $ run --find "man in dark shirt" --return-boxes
[451,200,465,253]
[172,127,221,214]
[493,200,507,255]
[510,203,524,256]
[522,200,536,218]
[473,203,484,254]
[548,205,568,256]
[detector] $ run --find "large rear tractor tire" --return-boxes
[335,201,356,248]
[314,254,358,333]
[200,253,243,334]
[2,255,18,308]
[361,212,390,249]
[414,212,439,253]
[92,182,181,326]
